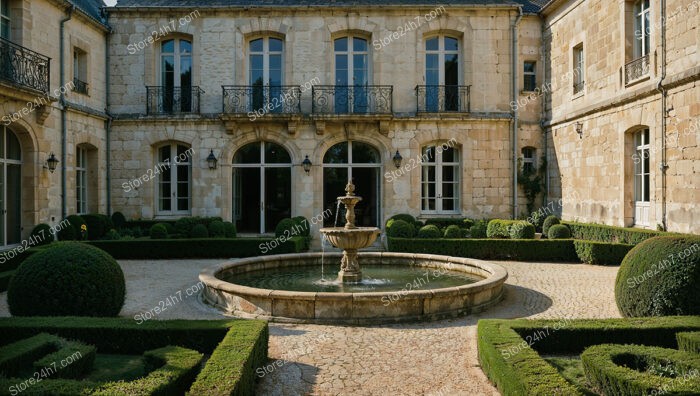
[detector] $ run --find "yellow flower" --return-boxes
[81,225,87,231]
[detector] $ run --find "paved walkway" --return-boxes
[0,259,621,396]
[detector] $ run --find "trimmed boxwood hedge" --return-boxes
[509,221,536,239]
[542,215,560,237]
[477,317,700,396]
[0,317,268,395]
[574,240,634,265]
[0,333,60,376]
[388,238,578,262]
[424,218,474,230]
[564,221,667,245]
[386,219,415,238]
[581,344,700,395]
[487,219,521,239]
[33,339,97,379]
[677,332,700,353]
[548,224,571,239]
[417,225,442,238]
[444,225,462,238]
[86,237,309,259]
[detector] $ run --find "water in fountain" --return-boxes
[334,200,342,227]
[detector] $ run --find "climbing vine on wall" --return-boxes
[517,155,547,214]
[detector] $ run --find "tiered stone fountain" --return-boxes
[319,181,381,283]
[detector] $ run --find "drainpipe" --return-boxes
[105,23,113,215]
[656,0,668,230]
[511,6,523,219]
[60,5,74,220]
[540,14,549,207]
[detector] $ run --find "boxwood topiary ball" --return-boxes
[7,242,125,317]
[386,219,415,238]
[615,236,700,317]
[548,224,571,239]
[191,224,209,238]
[223,221,237,238]
[542,215,561,237]
[208,220,226,237]
[30,224,54,246]
[418,225,442,239]
[149,223,168,239]
[444,225,462,239]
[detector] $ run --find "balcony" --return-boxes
[311,85,393,115]
[0,37,50,94]
[146,86,203,115]
[222,85,301,116]
[625,54,650,85]
[73,78,88,95]
[415,85,470,113]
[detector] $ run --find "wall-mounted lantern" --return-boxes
[392,150,403,169]
[302,155,312,174]
[206,150,218,170]
[575,122,584,139]
[45,153,59,173]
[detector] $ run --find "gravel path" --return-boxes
[0,259,621,396]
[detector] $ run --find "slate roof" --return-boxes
[69,0,109,27]
[110,0,545,14]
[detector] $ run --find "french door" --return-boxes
[421,145,460,214]
[249,37,283,113]
[634,129,650,226]
[161,38,192,113]
[334,36,369,113]
[0,126,22,247]
[156,144,191,216]
[425,36,460,111]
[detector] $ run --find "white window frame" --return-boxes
[248,37,284,86]
[76,146,88,215]
[573,44,585,93]
[421,144,461,214]
[634,129,650,204]
[425,35,461,86]
[634,0,651,58]
[522,147,536,173]
[160,38,192,88]
[0,126,22,247]
[334,35,369,86]
[523,61,537,92]
[156,143,191,217]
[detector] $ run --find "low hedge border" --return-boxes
[33,339,97,379]
[581,344,700,395]
[86,237,309,260]
[477,317,700,396]
[563,221,669,245]
[0,333,60,376]
[388,238,579,262]
[573,240,634,266]
[678,332,700,354]
[486,220,521,239]
[0,317,268,395]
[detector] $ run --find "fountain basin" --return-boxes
[199,252,508,324]
[319,227,380,249]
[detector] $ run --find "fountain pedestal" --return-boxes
[320,181,380,284]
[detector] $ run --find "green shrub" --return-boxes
[175,217,198,237]
[564,221,667,244]
[581,344,700,395]
[82,214,113,241]
[509,221,536,239]
[150,224,169,239]
[223,221,237,238]
[66,214,88,240]
[444,225,462,238]
[33,339,97,379]
[418,225,442,239]
[191,224,209,238]
[616,236,700,317]
[8,242,125,317]
[208,220,226,237]
[111,212,127,229]
[0,333,60,376]
[30,223,54,246]
[293,216,311,237]
[57,221,77,241]
[162,223,175,236]
[677,332,700,354]
[529,210,546,233]
[387,219,415,238]
[103,229,121,241]
[470,220,488,238]
[425,218,473,230]
[87,237,308,259]
[275,218,298,238]
[386,214,416,228]
[460,228,471,238]
[388,238,578,262]
[548,224,571,239]
[487,219,520,238]
[542,215,560,237]
[574,240,634,265]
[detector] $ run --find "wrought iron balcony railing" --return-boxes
[73,78,88,95]
[312,85,393,115]
[625,54,650,85]
[415,85,470,113]
[573,80,585,95]
[146,86,203,115]
[222,85,302,115]
[0,37,50,94]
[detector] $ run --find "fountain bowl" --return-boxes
[319,227,380,250]
[199,252,508,325]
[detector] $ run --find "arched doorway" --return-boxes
[0,126,22,246]
[323,141,380,227]
[233,141,292,234]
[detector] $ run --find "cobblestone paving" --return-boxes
[0,259,620,395]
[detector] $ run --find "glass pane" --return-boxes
[161,56,174,87]
[269,55,282,86]
[334,37,348,52]
[643,149,650,174]
[445,37,459,51]
[445,54,459,85]
[177,198,189,212]
[265,143,291,164]
[351,142,380,163]
[0,164,3,244]
[161,40,174,53]
[180,40,192,54]
[422,146,436,163]
[352,167,380,227]
[442,166,455,182]
[426,37,439,51]
[442,147,457,163]
[644,129,650,145]
[1,19,8,40]
[233,168,261,233]
[353,37,368,52]
[180,56,192,85]
[7,163,20,244]
[6,130,20,160]
[323,167,349,226]
[643,174,650,202]
[324,142,348,164]
[335,54,348,85]
[524,62,535,73]
[234,142,261,164]
[265,167,292,232]
[159,146,171,163]
[269,38,283,52]
[250,38,263,52]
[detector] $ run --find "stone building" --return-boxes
[0,0,108,249]
[1,0,698,251]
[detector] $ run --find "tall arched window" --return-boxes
[425,35,460,111]
[249,37,284,112]
[157,143,191,216]
[633,129,650,226]
[323,141,381,227]
[161,38,192,112]
[634,0,650,59]
[233,141,292,234]
[421,143,460,214]
[334,36,369,113]
[0,126,21,246]
[76,146,88,214]
[1,0,10,39]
